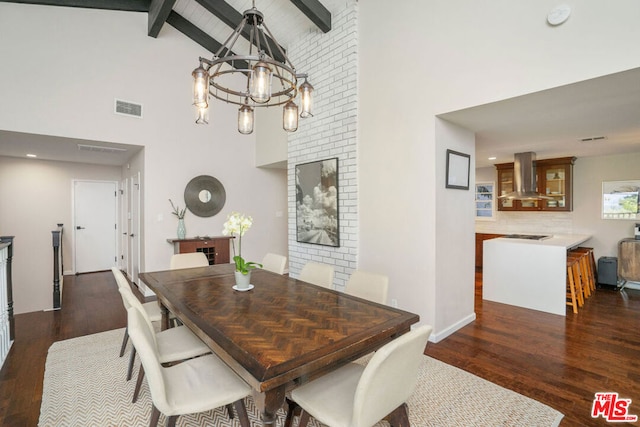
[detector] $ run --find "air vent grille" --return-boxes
[78,144,127,154]
[580,136,606,142]
[114,99,143,118]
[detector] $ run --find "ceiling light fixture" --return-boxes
[192,0,314,135]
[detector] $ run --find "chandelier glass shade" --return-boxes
[238,103,254,135]
[192,2,314,134]
[283,100,298,132]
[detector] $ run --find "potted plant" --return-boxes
[222,212,262,290]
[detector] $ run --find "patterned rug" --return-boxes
[39,329,563,426]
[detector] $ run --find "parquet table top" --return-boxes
[140,263,419,425]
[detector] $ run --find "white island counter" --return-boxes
[483,234,591,316]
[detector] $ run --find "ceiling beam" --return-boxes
[166,11,248,70]
[290,0,331,33]
[148,0,175,38]
[193,0,286,64]
[0,0,150,12]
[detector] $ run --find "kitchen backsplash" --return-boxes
[476,211,574,235]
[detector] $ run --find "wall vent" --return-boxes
[78,144,127,154]
[580,136,606,142]
[114,99,143,118]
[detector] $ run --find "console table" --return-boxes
[167,236,233,265]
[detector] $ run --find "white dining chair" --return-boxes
[169,252,209,270]
[126,305,252,427]
[261,253,287,275]
[299,262,334,289]
[113,268,163,368]
[344,270,389,305]
[285,325,433,427]
[117,285,212,403]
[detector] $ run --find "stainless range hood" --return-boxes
[498,152,553,200]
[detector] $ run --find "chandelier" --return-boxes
[192,1,314,135]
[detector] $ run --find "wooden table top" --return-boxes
[140,263,419,394]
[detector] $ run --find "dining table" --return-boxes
[139,263,420,426]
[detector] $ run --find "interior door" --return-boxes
[74,180,117,273]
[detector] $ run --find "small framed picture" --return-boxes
[446,149,470,190]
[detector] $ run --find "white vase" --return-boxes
[234,270,251,290]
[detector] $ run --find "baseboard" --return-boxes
[135,278,156,298]
[431,312,477,343]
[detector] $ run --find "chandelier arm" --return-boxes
[248,19,256,57]
[260,26,275,63]
[261,21,296,71]
[251,12,262,55]
[214,15,247,59]
[260,24,298,98]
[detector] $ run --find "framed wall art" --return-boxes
[295,158,339,247]
[446,149,470,190]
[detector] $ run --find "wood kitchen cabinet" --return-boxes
[496,157,576,212]
[475,233,504,268]
[167,236,233,265]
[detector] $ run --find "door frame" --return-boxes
[128,172,141,285]
[119,178,129,272]
[72,179,119,274]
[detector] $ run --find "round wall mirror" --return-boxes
[199,189,212,203]
[184,175,226,217]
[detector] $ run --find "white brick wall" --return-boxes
[287,2,358,290]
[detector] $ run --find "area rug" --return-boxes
[39,329,563,426]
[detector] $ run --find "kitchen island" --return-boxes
[483,234,591,316]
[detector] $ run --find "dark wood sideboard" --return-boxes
[167,236,233,265]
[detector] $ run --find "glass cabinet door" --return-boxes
[497,168,514,210]
[541,164,570,210]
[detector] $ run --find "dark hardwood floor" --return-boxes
[0,271,126,426]
[426,270,640,427]
[0,269,638,426]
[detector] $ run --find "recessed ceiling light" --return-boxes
[488,156,497,160]
[26,154,37,158]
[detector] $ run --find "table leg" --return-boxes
[253,386,286,426]
[159,303,170,331]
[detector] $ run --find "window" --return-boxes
[475,182,495,220]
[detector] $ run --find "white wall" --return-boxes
[434,120,476,340]
[255,108,287,169]
[359,0,640,339]
[0,156,121,314]
[0,3,288,301]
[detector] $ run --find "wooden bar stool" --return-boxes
[566,258,580,314]
[574,247,596,293]
[567,251,590,299]
[566,252,586,306]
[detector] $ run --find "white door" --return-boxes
[74,180,117,273]
[128,173,141,284]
